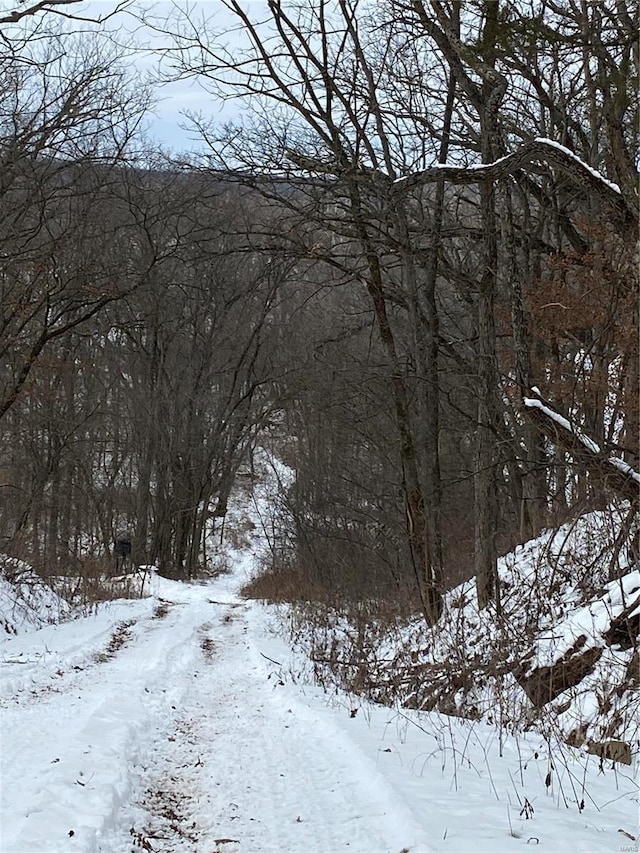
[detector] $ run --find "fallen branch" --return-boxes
[260,651,282,666]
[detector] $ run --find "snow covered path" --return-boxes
[1,566,638,853]
[1,572,431,853]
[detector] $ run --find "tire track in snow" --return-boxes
[0,599,217,853]
[2,581,429,853]
[99,598,428,853]
[0,599,178,708]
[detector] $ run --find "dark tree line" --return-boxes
[0,13,293,578]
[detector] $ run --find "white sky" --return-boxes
[15,0,267,151]
[121,1,262,151]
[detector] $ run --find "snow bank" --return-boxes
[287,506,640,759]
[0,556,71,635]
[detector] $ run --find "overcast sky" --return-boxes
[55,1,266,152]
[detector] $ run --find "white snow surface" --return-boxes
[1,469,638,852]
[2,574,638,853]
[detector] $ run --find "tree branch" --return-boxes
[523,389,640,504]
[0,0,128,26]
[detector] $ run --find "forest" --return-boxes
[0,0,638,622]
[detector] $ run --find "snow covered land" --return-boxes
[0,465,638,853]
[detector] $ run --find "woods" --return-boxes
[0,0,637,614]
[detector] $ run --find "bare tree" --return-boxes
[3,0,636,605]
[0,28,151,422]
[0,0,129,27]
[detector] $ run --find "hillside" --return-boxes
[281,507,639,766]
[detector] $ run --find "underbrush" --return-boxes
[241,553,420,616]
[242,562,327,603]
[50,559,154,605]
[0,554,154,634]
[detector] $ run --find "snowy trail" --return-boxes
[1,565,637,853]
[1,575,430,853]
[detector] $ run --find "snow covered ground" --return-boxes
[2,563,638,852]
[1,562,637,853]
[1,465,638,853]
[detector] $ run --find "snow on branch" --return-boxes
[523,389,640,503]
[393,138,634,224]
[283,142,635,226]
[523,395,602,454]
[532,138,622,196]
